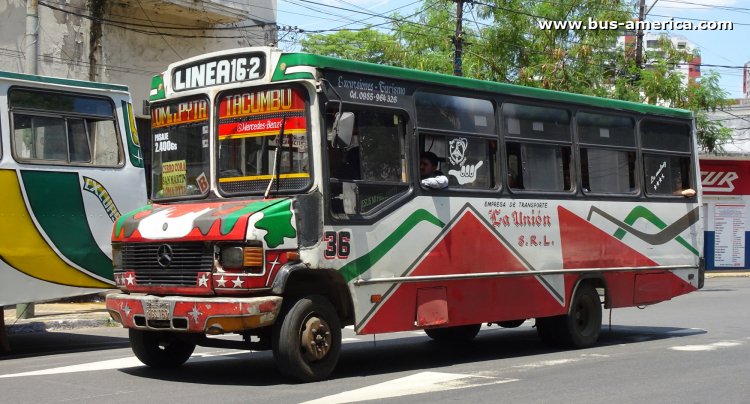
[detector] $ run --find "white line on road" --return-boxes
[0,351,244,379]
[300,371,519,404]
[670,340,743,352]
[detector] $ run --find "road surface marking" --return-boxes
[301,371,518,404]
[512,358,580,369]
[670,340,742,352]
[0,351,243,378]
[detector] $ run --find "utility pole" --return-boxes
[452,0,464,77]
[635,0,646,70]
[17,0,39,321]
[24,0,39,75]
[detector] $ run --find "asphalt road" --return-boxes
[1,277,748,404]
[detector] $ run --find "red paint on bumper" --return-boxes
[106,293,282,333]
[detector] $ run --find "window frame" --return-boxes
[500,101,575,195]
[415,90,500,195]
[575,110,639,196]
[323,101,413,222]
[8,86,124,168]
[638,117,696,199]
[214,84,314,198]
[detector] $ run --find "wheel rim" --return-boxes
[300,313,332,362]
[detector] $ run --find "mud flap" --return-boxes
[416,287,449,327]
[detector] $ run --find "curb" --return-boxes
[706,272,750,278]
[5,318,116,335]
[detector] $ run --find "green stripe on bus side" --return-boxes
[613,205,699,256]
[339,209,445,283]
[274,53,691,120]
[121,101,144,168]
[0,70,129,92]
[21,171,114,280]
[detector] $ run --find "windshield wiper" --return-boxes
[264,115,287,200]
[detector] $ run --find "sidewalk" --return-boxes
[3,301,114,335]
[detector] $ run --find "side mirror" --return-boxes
[328,112,355,147]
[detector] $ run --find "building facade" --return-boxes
[0,0,277,119]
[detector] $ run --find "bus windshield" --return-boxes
[150,96,210,199]
[217,86,311,195]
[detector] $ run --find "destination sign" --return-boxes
[172,53,265,91]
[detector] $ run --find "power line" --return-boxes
[38,1,271,38]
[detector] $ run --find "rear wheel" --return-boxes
[272,295,342,383]
[424,324,481,342]
[129,329,195,368]
[498,319,526,328]
[536,283,602,348]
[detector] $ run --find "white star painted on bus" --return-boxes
[125,273,135,285]
[121,303,132,317]
[198,274,209,287]
[188,305,202,323]
[216,275,228,287]
[232,277,244,288]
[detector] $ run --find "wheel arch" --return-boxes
[272,263,355,326]
[569,274,608,313]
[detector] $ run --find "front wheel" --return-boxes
[272,295,342,382]
[129,329,195,368]
[536,283,602,348]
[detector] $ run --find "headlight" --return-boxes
[220,245,264,273]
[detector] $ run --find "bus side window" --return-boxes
[9,89,122,167]
[327,108,408,218]
[503,103,572,192]
[640,120,693,196]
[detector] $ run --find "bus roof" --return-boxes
[275,52,693,120]
[0,70,129,93]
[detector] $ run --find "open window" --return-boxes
[326,105,409,218]
[415,92,497,190]
[640,120,693,196]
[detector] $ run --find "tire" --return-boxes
[424,324,481,342]
[536,283,602,348]
[129,329,195,368]
[498,319,526,328]
[272,295,342,383]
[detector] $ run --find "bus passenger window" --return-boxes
[640,120,693,196]
[577,112,636,194]
[503,103,572,192]
[421,134,496,190]
[9,89,122,167]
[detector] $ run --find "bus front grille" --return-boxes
[120,242,213,286]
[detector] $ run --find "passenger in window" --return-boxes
[420,151,448,189]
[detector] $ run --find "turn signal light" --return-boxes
[243,247,264,267]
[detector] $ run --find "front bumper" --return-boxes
[106,293,282,334]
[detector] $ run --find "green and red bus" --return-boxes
[106,47,703,382]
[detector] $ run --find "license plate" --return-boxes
[144,301,171,321]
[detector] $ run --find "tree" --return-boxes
[299,0,731,152]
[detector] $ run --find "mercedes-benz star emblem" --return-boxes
[157,244,173,268]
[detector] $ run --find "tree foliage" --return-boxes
[299,0,731,152]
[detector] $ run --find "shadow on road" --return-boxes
[1,330,130,360]
[118,323,705,386]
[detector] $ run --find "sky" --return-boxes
[276,0,750,99]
